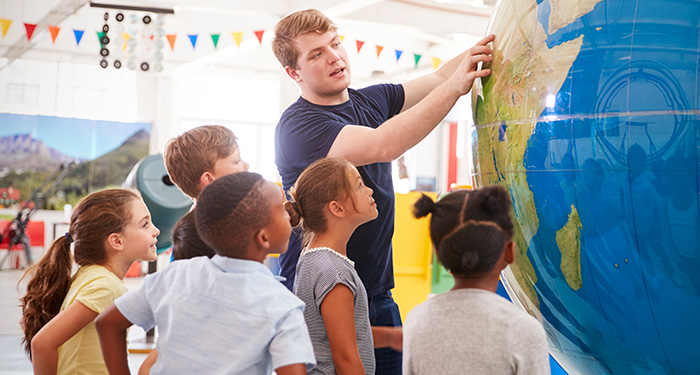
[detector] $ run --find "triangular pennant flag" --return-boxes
[48,25,60,43]
[73,29,84,45]
[188,34,198,49]
[375,45,384,58]
[339,35,345,43]
[232,31,243,47]
[1,19,12,38]
[24,23,37,41]
[97,31,106,47]
[432,57,441,70]
[395,49,403,62]
[166,34,176,51]
[254,30,264,44]
[122,33,130,51]
[211,33,220,49]
[355,40,364,53]
[413,54,422,68]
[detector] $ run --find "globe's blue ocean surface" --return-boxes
[471,0,700,374]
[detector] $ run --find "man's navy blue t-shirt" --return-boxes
[274,83,405,297]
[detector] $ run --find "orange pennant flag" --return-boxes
[122,33,130,51]
[24,23,37,41]
[1,19,12,38]
[375,45,384,58]
[166,34,177,51]
[339,35,345,43]
[48,25,60,43]
[254,30,264,44]
[232,31,243,47]
[356,40,364,53]
[432,57,441,70]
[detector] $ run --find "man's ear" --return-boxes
[200,171,214,187]
[503,241,515,265]
[255,228,271,250]
[327,200,345,218]
[285,66,302,82]
[106,233,124,252]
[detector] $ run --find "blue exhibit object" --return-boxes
[123,154,192,252]
[472,0,700,374]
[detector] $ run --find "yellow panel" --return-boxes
[392,191,437,320]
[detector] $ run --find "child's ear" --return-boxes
[200,171,214,187]
[327,201,345,218]
[503,241,515,265]
[255,228,271,250]
[285,66,302,82]
[106,233,124,252]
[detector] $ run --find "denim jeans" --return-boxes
[368,291,402,375]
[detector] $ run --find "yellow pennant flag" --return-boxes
[339,35,345,43]
[432,57,441,71]
[232,31,243,47]
[1,19,12,38]
[122,33,130,51]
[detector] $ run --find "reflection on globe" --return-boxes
[471,0,700,374]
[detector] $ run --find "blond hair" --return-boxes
[272,9,337,69]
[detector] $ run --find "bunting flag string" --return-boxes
[375,45,383,58]
[254,30,264,45]
[0,17,448,71]
[73,29,84,45]
[232,31,243,47]
[1,19,12,38]
[24,23,37,41]
[48,25,60,43]
[166,34,176,51]
[188,34,198,49]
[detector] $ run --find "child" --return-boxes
[20,189,159,375]
[286,157,402,375]
[171,211,215,260]
[404,186,549,375]
[96,172,315,375]
[164,124,249,201]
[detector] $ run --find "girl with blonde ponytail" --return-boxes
[20,189,159,375]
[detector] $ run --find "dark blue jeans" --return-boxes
[368,291,402,375]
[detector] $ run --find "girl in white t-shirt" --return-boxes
[20,189,159,375]
[405,186,549,375]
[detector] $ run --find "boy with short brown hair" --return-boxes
[163,125,249,200]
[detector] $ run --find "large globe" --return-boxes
[471,0,700,374]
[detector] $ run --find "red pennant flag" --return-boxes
[356,40,365,53]
[375,45,384,58]
[166,34,176,51]
[254,30,264,44]
[48,25,60,43]
[24,23,37,41]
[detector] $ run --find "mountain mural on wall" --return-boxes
[0,114,151,208]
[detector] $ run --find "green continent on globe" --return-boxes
[472,0,585,308]
[556,204,582,290]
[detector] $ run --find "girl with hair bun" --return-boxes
[404,185,549,375]
[287,157,402,375]
[20,189,160,375]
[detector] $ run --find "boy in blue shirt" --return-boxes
[96,172,315,375]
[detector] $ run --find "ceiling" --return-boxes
[0,0,495,82]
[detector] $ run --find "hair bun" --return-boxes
[473,185,511,216]
[412,193,436,219]
[284,200,302,228]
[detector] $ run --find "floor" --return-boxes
[0,250,151,374]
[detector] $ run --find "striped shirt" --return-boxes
[294,247,375,375]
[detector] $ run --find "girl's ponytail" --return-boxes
[19,235,74,356]
[437,221,508,276]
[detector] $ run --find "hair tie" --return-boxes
[64,232,73,243]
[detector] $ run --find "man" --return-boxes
[272,9,493,373]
